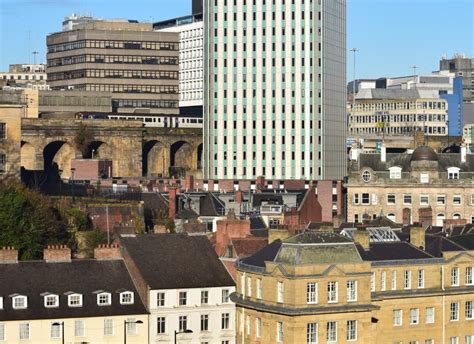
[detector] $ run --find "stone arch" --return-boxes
[43,140,79,179]
[196,143,203,169]
[143,140,168,177]
[20,141,37,170]
[170,141,193,177]
[83,140,111,160]
[452,213,462,220]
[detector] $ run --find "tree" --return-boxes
[0,181,70,260]
[82,229,108,258]
[74,122,93,156]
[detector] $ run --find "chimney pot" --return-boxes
[43,245,71,263]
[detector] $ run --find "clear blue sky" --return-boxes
[0,0,472,79]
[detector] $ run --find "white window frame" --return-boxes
[74,319,85,337]
[404,270,412,289]
[327,321,337,342]
[409,308,419,325]
[420,195,429,206]
[120,291,134,305]
[50,322,61,339]
[403,194,412,205]
[392,271,397,290]
[200,314,208,332]
[371,272,376,291]
[0,297,2,310]
[0,322,5,341]
[417,270,425,289]
[389,166,402,179]
[466,267,473,285]
[67,293,82,307]
[19,323,30,340]
[426,307,435,324]
[437,195,446,205]
[104,318,114,336]
[256,318,261,338]
[354,193,360,205]
[221,313,230,330]
[466,301,473,320]
[247,276,252,297]
[126,318,138,335]
[277,321,283,342]
[327,281,338,303]
[256,279,262,299]
[179,315,187,332]
[381,272,386,291]
[453,195,462,205]
[393,309,403,326]
[387,194,396,205]
[277,281,284,303]
[347,320,357,341]
[307,282,318,304]
[44,294,59,308]
[221,289,229,303]
[451,267,460,286]
[12,295,27,309]
[157,292,165,307]
[179,291,187,306]
[450,302,459,321]
[450,337,459,344]
[447,167,460,179]
[347,280,357,302]
[307,322,317,344]
[201,290,209,304]
[97,292,111,306]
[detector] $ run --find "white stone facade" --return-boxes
[148,286,236,344]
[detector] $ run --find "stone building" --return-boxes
[233,230,474,343]
[46,20,179,118]
[347,145,474,226]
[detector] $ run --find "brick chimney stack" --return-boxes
[235,190,244,203]
[168,186,180,219]
[410,227,425,250]
[44,245,71,263]
[353,229,370,250]
[94,243,122,260]
[0,247,18,263]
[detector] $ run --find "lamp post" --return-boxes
[124,319,143,344]
[174,329,193,344]
[52,322,64,344]
[70,167,76,202]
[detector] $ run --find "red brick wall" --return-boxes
[0,247,18,263]
[215,219,251,256]
[87,204,144,234]
[444,219,467,229]
[94,243,121,260]
[43,245,71,262]
[316,181,334,222]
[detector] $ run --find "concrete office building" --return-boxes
[46,20,180,118]
[440,54,473,104]
[0,64,48,90]
[203,0,347,181]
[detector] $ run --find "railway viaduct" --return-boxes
[20,118,203,179]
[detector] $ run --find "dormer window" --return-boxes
[44,294,59,308]
[448,167,460,179]
[389,166,402,179]
[12,295,27,309]
[0,296,3,309]
[120,291,134,305]
[67,293,83,307]
[97,292,111,306]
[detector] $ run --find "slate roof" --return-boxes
[175,207,199,220]
[0,260,148,321]
[355,242,433,261]
[252,193,284,207]
[240,240,282,268]
[425,235,466,257]
[199,193,225,216]
[275,243,362,265]
[120,234,234,289]
[231,237,268,258]
[284,231,351,244]
[249,216,267,230]
[449,234,474,250]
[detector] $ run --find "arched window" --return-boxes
[387,213,396,222]
[436,213,445,227]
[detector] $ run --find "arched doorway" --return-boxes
[43,141,78,179]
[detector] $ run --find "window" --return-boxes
[418,270,425,288]
[256,279,262,299]
[389,166,402,179]
[404,270,412,289]
[120,291,134,304]
[450,337,459,344]
[426,307,435,323]
[179,291,187,306]
[425,340,434,344]
[392,271,397,290]
[466,335,474,344]
[453,195,462,205]
[0,297,2,309]
[393,309,403,326]
[328,282,338,303]
[241,274,245,295]
[126,318,138,335]
[387,194,396,205]
[347,320,357,341]
[13,295,27,309]
[247,277,252,297]
[44,294,59,308]
[362,193,370,204]
[0,123,6,139]
[307,323,317,343]
[362,170,371,182]
[201,314,209,331]
[448,167,460,179]
[450,302,459,321]
[381,272,386,291]
[354,194,360,205]
[75,320,85,337]
[466,301,473,319]
[256,318,261,337]
[277,321,283,342]
[420,173,429,183]
[179,316,187,331]
[221,313,230,330]
[68,294,82,307]
[410,308,419,325]
[51,322,61,339]
[371,272,376,291]
[467,267,473,285]
[157,292,165,307]
[19,323,30,340]
[97,292,111,306]
[201,290,209,304]
[451,268,460,286]
[0,323,5,341]
[307,282,318,304]
[420,195,429,206]
[104,319,114,336]
[437,195,446,205]
[403,194,412,205]
[327,321,337,342]
[277,281,284,303]
[347,280,357,301]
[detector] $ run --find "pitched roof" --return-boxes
[425,235,466,257]
[240,240,282,268]
[120,234,234,289]
[231,237,268,258]
[199,193,225,216]
[449,234,474,250]
[0,260,148,321]
[355,242,433,261]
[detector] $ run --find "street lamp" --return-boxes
[174,329,193,344]
[70,167,76,202]
[52,322,64,344]
[124,319,143,344]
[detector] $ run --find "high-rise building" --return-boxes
[203,0,347,181]
[440,54,473,104]
[46,20,180,118]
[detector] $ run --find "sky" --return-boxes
[0,0,472,80]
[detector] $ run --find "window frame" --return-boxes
[68,293,82,307]
[307,282,318,304]
[12,295,27,309]
[44,294,59,308]
[120,291,134,305]
[97,292,111,306]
